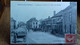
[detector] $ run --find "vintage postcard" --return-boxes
[10,1,77,44]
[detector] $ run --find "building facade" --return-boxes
[11,18,16,30]
[40,2,77,35]
[40,16,52,32]
[63,2,77,34]
[53,2,77,34]
[11,18,16,43]
[51,15,63,34]
[26,18,40,31]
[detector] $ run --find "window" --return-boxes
[65,25,66,33]
[70,25,71,34]
[70,12,72,22]
[33,22,35,24]
[36,22,37,24]
[36,26,37,28]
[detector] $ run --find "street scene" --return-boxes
[10,2,77,44]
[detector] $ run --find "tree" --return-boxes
[17,22,26,28]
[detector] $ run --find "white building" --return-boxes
[26,18,40,30]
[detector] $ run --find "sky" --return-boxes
[11,1,70,25]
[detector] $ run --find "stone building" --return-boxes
[40,16,52,32]
[11,18,16,30]
[52,2,77,34]
[51,15,63,34]
[26,18,40,31]
[40,11,58,32]
[63,2,77,34]
[11,18,16,43]
[40,2,77,35]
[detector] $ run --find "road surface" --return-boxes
[26,31,65,44]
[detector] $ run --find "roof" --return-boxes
[52,2,76,18]
[27,18,38,23]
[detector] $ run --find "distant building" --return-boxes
[51,15,63,34]
[40,11,58,32]
[41,16,52,32]
[11,18,16,30]
[11,18,16,43]
[26,18,40,30]
[17,22,26,28]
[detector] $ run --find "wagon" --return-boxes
[14,27,27,43]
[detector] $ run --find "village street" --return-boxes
[26,30,65,44]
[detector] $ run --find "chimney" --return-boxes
[48,16,50,19]
[54,11,56,16]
